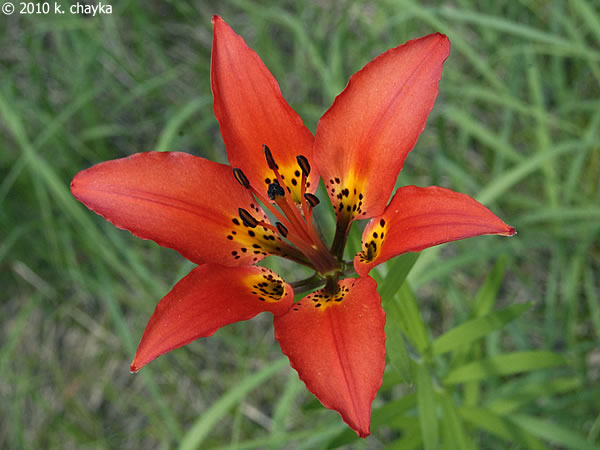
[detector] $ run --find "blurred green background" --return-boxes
[2,0,600,448]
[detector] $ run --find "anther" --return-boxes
[263,144,278,170]
[276,222,289,237]
[304,193,320,207]
[267,182,286,200]
[232,168,250,189]
[296,155,311,176]
[238,208,258,228]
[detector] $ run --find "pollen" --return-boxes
[246,268,287,303]
[357,218,387,263]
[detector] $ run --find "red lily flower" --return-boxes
[71,16,515,438]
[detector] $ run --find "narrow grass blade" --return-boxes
[473,255,507,317]
[269,371,305,446]
[153,97,210,152]
[445,351,566,384]
[394,283,430,354]
[379,252,420,301]
[509,414,597,450]
[432,303,532,356]
[438,390,475,450]
[386,317,413,382]
[486,376,582,415]
[417,363,439,450]
[179,358,288,450]
[476,142,577,204]
[584,267,600,338]
[378,253,420,380]
[442,106,523,163]
[460,407,546,449]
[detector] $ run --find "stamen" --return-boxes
[238,208,259,228]
[232,168,250,189]
[304,193,320,207]
[241,144,340,274]
[276,222,289,237]
[296,155,311,176]
[298,157,310,221]
[267,181,286,200]
[263,144,278,170]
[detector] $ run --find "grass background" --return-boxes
[2,0,599,448]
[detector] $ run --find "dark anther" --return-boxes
[296,155,311,176]
[267,182,285,200]
[232,168,250,189]
[304,193,320,207]
[263,144,278,170]
[238,208,258,228]
[276,222,289,237]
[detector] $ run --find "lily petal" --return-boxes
[131,264,294,372]
[71,152,286,267]
[314,33,450,222]
[211,16,318,202]
[274,277,385,437]
[354,186,516,276]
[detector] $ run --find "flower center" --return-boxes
[232,145,340,275]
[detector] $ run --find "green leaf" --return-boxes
[379,253,421,380]
[473,255,507,317]
[444,351,567,384]
[476,141,578,204]
[438,391,476,450]
[432,303,532,355]
[379,252,420,300]
[270,371,305,447]
[178,359,288,450]
[385,318,412,382]
[392,283,430,354]
[486,376,582,414]
[460,407,546,449]
[509,414,597,450]
[417,363,439,450]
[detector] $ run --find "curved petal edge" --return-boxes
[70,152,283,267]
[211,15,318,202]
[314,33,450,223]
[274,277,385,437]
[354,185,516,276]
[131,264,294,372]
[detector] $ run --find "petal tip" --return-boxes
[211,14,222,25]
[430,32,451,57]
[129,360,141,373]
[70,171,82,193]
[356,429,370,439]
[504,226,517,237]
